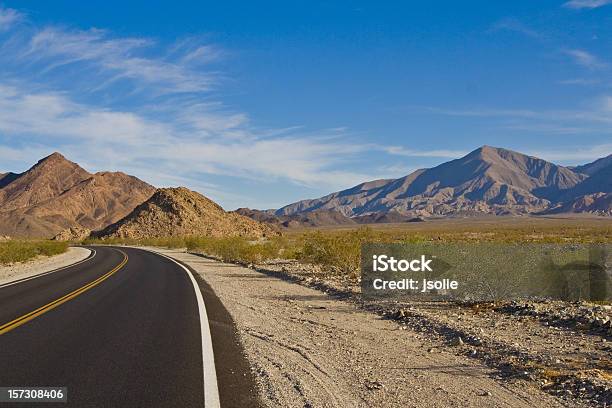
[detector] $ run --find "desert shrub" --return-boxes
[0,240,68,265]
[83,236,189,248]
[296,227,376,278]
[185,236,290,264]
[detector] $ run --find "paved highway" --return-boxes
[0,246,219,407]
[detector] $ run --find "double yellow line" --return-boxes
[0,249,128,336]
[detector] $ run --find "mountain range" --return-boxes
[1,146,610,238]
[272,146,611,219]
[0,153,276,239]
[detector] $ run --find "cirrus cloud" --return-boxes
[563,0,612,9]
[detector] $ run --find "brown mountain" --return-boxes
[544,157,612,215]
[562,159,612,200]
[571,154,612,176]
[276,146,586,218]
[0,153,155,238]
[279,210,356,228]
[546,192,612,216]
[0,172,19,188]
[96,187,279,239]
[233,208,280,224]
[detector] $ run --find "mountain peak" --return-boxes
[470,145,508,156]
[479,144,497,151]
[41,151,67,161]
[464,145,501,160]
[34,152,75,169]
[48,151,65,159]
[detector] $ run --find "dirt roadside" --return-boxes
[153,248,575,408]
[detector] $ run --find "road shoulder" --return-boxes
[153,248,570,408]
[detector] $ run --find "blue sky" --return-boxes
[0,1,611,209]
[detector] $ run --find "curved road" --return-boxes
[0,246,215,407]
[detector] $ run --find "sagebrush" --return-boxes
[0,240,68,265]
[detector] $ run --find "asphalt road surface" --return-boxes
[0,246,221,407]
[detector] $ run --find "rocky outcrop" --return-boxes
[53,226,92,241]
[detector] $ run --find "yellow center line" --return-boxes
[0,249,129,336]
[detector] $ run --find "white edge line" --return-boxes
[136,247,220,408]
[0,248,96,289]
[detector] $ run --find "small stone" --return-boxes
[450,336,464,346]
[365,380,384,391]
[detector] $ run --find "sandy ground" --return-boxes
[0,246,91,286]
[154,248,572,408]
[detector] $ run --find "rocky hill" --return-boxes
[275,146,607,218]
[96,187,279,239]
[0,153,155,238]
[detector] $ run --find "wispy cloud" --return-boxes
[374,164,418,178]
[433,106,612,123]
[0,82,374,189]
[382,146,468,159]
[490,18,541,38]
[528,143,612,163]
[423,107,539,119]
[559,78,600,85]
[0,7,22,31]
[20,27,215,94]
[180,45,225,65]
[563,49,606,69]
[563,0,612,9]
[419,98,612,136]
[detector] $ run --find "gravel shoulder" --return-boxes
[154,248,571,408]
[0,246,91,286]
